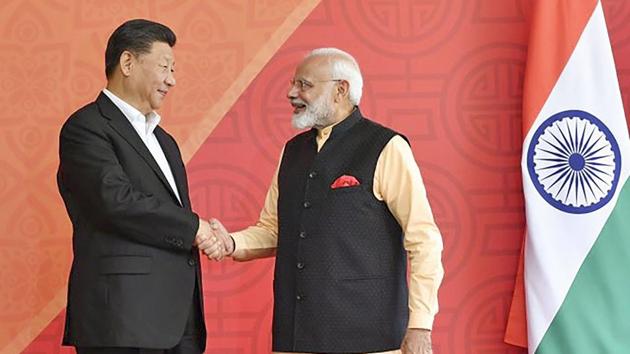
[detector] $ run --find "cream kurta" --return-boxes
[232,124,444,354]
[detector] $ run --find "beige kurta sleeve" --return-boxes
[373,135,444,330]
[230,150,283,261]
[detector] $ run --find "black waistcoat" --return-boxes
[273,108,409,353]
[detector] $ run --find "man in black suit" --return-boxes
[57,19,212,354]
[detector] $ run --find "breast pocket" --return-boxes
[327,184,368,195]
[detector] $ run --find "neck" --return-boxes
[317,105,355,131]
[106,81,151,115]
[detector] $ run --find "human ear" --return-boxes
[336,80,349,101]
[119,50,135,77]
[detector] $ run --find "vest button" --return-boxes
[297,262,305,269]
[303,201,311,208]
[308,171,317,179]
[188,258,196,266]
[296,294,304,301]
[299,231,306,239]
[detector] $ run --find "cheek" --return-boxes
[299,92,313,104]
[148,80,162,95]
[153,74,164,86]
[147,71,162,85]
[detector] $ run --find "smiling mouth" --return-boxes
[291,102,306,114]
[157,89,168,97]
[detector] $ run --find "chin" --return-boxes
[292,113,316,130]
[150,100,164,111]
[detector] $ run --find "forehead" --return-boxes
[294,56,330,79]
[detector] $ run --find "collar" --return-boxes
[102,89,161,136]
[315,106,362,140]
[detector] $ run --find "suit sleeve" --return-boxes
[58,113,199,252]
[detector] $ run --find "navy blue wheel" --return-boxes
[527,110,621,214]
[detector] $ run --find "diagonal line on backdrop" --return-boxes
[180,0,322,163]
[1,288,67,354]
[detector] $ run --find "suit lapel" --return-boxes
[155,127,191,209]
[96,93,182,206]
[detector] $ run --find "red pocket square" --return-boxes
[331,175,360,189]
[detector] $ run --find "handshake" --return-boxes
[194,218,234,261]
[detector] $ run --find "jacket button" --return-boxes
[308,171,317,179]
[303,201,311,209]
[299,231,306,239]
[297,262,304,269]
[188,258,196,266]
[296,294,304,301]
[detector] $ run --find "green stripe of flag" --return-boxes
[537,177,630,353]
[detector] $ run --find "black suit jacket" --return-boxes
[57,93,206,349]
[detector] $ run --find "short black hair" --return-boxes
[105,19,176,78]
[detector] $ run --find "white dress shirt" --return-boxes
[102,89,182,204]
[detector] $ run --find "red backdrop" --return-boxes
[3,1,630,353]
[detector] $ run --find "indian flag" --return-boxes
[507,0,630,353]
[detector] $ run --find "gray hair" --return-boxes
[305,47,363,105]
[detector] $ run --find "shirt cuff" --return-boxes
[408,311,435,330]
[231,231,245,252]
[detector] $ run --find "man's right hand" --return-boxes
[203,218,234,261]
[195,218,234,261]
[209,218,234,256]
[195,218,223,260]
[401,328,432,354]
[194,218,212,247]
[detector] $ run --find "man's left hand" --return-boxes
[401,328,432,354]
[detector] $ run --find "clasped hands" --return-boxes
[194,218,234,261]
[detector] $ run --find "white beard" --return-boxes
[291,91,334,130]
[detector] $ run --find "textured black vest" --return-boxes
[273,108,409,353]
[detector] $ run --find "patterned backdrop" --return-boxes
[1,1,629,353]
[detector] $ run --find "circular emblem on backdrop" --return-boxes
[527,110,621,214]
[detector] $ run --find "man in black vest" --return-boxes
[57,19,214,354]
[204,48,444,354]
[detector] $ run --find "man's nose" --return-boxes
[287,85,298,99]
[165,71,176,87]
